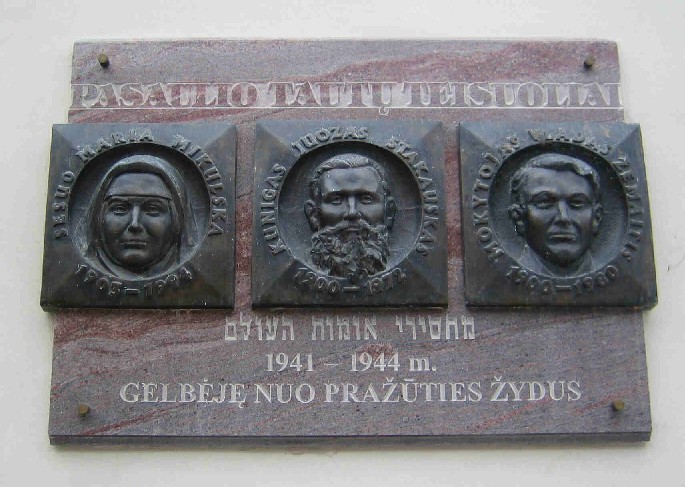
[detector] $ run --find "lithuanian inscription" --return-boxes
[72,81,622,113]
[252,121,447,306]
[119,378,582,405]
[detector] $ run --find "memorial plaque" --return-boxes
[40,123,236,309]
[460,121,656,307]
[48,40,651,444]
[252,120,447,307]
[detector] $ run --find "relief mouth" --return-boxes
[547,233,576,243]
[120,240,147,249]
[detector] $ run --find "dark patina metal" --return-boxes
[41,123,236,309]
[252,120,448,307]
[460,121,657,308]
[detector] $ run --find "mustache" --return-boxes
[318,218,376,235]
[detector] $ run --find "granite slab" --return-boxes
[48,39,649,444]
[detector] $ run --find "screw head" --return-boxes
[583,56,596,69]
[77,404,91,417]
[97,53,110,68]
[611,399,625,412]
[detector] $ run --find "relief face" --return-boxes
[252,121,447,307]
[84,156,195,280]
[460,121,657,307]
[40,123,236,309]
[507,154,602,277]
[305,155,396,283]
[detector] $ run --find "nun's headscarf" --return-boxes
[78,155,197,279]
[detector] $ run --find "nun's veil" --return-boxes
[77,154,198,277]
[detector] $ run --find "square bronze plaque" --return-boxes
[252,120,447,307]
[460,121,657,308]
[41,123,236,309]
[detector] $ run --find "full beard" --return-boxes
[310,220,390,283]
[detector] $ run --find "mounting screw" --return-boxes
[97,53,110,68]
[583,56,596,69]
[77,404,91,417]
[611,399,625,412]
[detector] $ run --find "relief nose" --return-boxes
[344,196,360,219]
[127,205,143,232]
[555,200,571,223]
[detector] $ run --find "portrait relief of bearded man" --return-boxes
[304,154,396,283]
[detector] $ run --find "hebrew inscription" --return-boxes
[41,123,236,309]
[252,121,447,307]
[460,121,656,307]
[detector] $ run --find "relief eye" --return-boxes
[569,197,590,209]
[360,195,373,204]
[109,204,129,215]
[532,198,554,209]
[328,196,342,205]
[144,204,165,216]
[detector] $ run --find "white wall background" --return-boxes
[1,0,683,485]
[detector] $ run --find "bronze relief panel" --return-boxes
[460,121,656,307]
[41,123,236,309]
[252,121,447,307]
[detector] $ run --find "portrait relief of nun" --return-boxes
[77,154,198,280]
